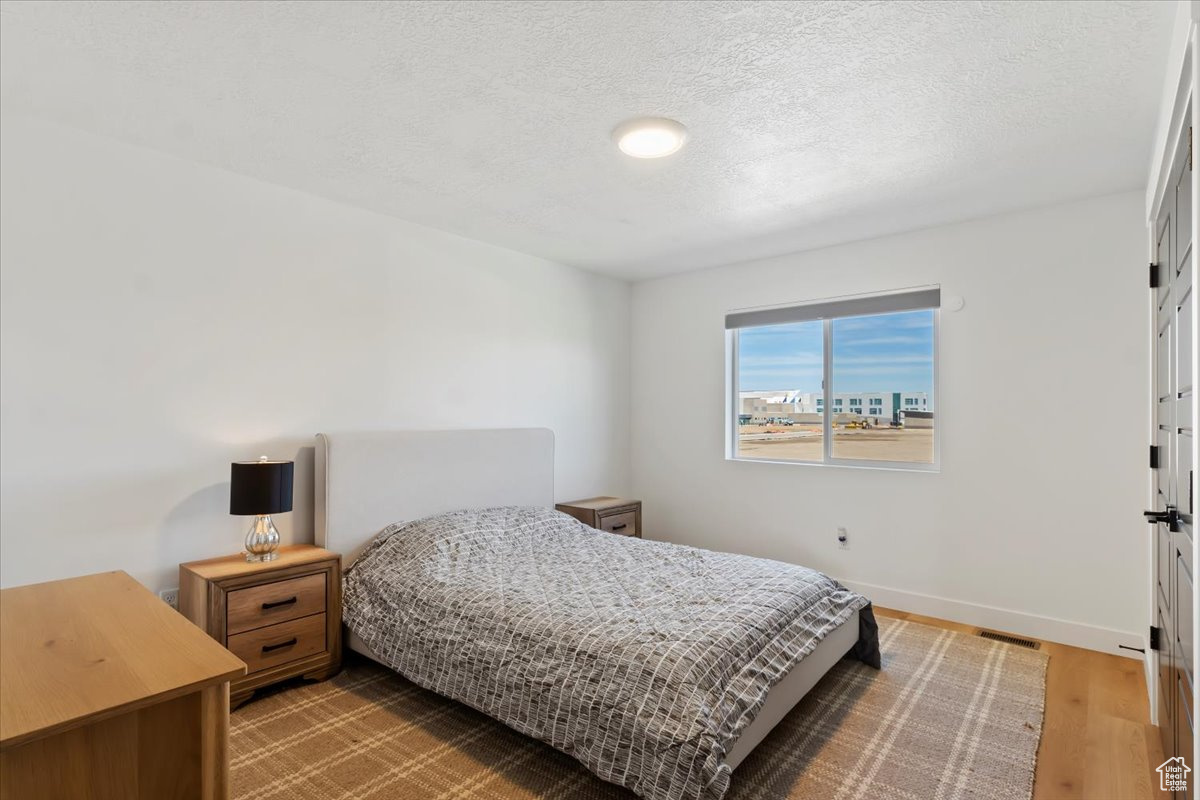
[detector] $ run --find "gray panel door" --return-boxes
[1154,118,1196,797]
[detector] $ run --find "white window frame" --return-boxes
[725,289,941,472]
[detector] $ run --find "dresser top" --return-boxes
[556,496,638,512]
[0,570,246,749]
[180,544,339,581]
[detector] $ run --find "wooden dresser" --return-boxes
[0,571,246,800]
[180,545,342,708]
[555,496,642,538]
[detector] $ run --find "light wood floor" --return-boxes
[875,607,1163,800]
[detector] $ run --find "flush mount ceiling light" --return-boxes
[612,117,687,158]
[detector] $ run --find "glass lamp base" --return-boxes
[244,514,281,563]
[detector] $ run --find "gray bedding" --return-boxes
[343,506,878,800]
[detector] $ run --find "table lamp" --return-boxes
[230,456,294,562]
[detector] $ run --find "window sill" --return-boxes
[725,455,940,474]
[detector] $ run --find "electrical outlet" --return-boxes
[159,587,179,610]
[837,527,850,550]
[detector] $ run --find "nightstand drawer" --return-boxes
[599,511,638,536]
[227,572,326,635]
[228,613,327,674]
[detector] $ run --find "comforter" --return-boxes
[343,506,879,800]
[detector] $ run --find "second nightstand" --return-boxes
[180,544,342,708]
[556,496,642,538]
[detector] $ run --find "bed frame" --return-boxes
[314,428,858,769]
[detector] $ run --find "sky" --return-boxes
[737,309,935,398]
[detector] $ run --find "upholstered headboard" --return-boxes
[315,428,555,564]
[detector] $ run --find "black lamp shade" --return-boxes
[229,460,294,515]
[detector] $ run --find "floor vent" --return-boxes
[977,630,1041,650]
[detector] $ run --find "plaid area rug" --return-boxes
[230,617,1047,800]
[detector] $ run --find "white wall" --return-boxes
[0,114,631,592]
[631,191,1149,654]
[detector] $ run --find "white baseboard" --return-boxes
[843,579,1146,660]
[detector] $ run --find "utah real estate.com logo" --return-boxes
[1158,756,1190,792]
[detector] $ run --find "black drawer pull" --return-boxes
[610,523,628,531]
[261,596,298,610]
[262,638,298,653]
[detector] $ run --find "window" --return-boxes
[727,288,938,468]
[732,319,825,460]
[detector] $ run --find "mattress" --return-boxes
[343,506,879,800]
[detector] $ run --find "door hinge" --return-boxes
[1150,262,1161,288]
[1150,625,1162,652]
[1189,126,1193,171]
[1150,445,1161,469]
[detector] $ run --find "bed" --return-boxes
[315,428,878,800]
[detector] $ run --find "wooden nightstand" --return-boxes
[556,497,642,538]
[180,544,342,708]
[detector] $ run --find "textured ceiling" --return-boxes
[0,1,1176,280]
